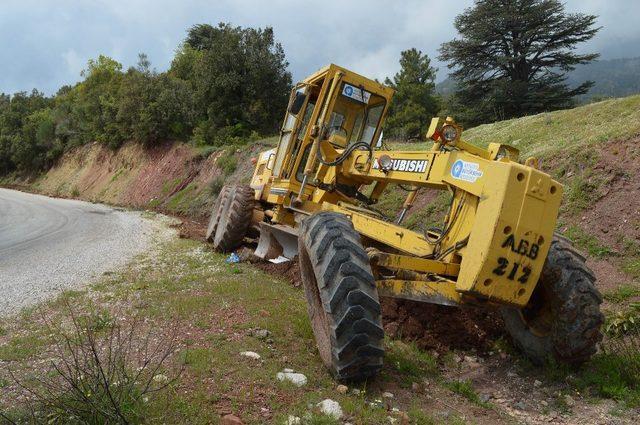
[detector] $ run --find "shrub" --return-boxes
[5,304,181,423]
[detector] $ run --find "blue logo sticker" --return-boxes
[344,86,353,96]
[451,160,464,178]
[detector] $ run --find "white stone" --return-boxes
[286,415,301,425]
[317,399,343,419]
[152,374,169,384]
[240,351,261,360]
[277,371,307,387]
[382,392,394,399]
[533,379,542,387]
[283,368,294,373]
[387,416,397,424]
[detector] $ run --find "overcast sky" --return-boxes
[1,0,639,95]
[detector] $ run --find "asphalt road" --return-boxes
[0,188,165,316]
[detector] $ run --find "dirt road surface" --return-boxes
[0,188,171,316]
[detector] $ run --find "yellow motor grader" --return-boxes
[206,64,603,381]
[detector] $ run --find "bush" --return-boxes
[4,304,181,423]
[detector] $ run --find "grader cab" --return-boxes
[206,64,603,381]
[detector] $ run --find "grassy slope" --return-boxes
[462,95,640,157]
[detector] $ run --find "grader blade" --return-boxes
[254,222,299,260]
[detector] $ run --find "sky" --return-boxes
[1,0,639,95]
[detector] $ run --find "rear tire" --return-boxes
[501,235,604,365]
[298,212,384,381]
[206,185,231,242]
[212,185,255,252]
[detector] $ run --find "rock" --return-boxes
[221,414,243,425]
[479,393,491,403]
[541,400,548,407]
[382,391,394,399]
[152,374,169,384]
[392,410,410,425]
[451,354,462,363]
[351,388,361,396]
[507,371,517,378]
[336,384,348,394]
[534,379,542,387]
[464,355,477,363]
[240,351,261,360]
[317,399,343,419]
[515,401,527,410]
[564,394,576,407]
[387,416,397,424]
[411,382,421,393]
[276,370,307,387]
[286,415,301,425]
[283,368,294,373]
[252,328,271,339]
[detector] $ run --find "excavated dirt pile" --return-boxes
[248,252,505,352]
[380,298,504,353]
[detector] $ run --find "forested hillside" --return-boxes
[0,23,291,175]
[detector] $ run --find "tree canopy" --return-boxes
[384,48,439,140]
[0,23,292,175]
[439,0,600,125]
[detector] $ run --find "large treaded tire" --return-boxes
[206,185,231,242]
[501,235,604,365]
[212,185,255,252]
[298,212,384,381]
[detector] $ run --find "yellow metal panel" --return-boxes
[377,279,461,306]
[322,203,434,257]
[370,252,460,276]
[456,162,563,306]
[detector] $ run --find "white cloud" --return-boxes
[0,0,638,94]
[62,49,85,79]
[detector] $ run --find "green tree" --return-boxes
[179,23,292,145]
[384,48,439,140]
[439,0,600,125]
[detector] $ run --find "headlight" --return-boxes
[441,125,459,143]
[377,155,393,172]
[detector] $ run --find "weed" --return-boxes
[604,285,640,303]
[217,147,238,176]
[623,258,640,280]
[195,145,218,160]
[5,304,180,422]
[0,334,45,361]
[208,176,224,196]
[564,225,614,258]
[385,340,438,382]
[445,379,491,408]
[70,186,80,197]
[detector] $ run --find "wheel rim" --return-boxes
[299,243,332,367]
[518,276,555,337]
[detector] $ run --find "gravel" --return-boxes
[0,188,175,317]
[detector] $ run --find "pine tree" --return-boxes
[384,49,439,140]
[439,0,600,125]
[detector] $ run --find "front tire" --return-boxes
[298,212,385,381]
[501,235,604,365]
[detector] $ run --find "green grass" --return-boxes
[0,334,46,361]
[604,285,640,303]
[462,95,640,158]
[444,379,491,408]
[384,340,438,383]
[564,225,615,258]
